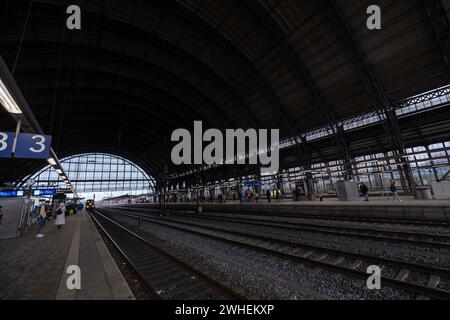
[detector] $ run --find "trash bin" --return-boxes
[414,187,432,200]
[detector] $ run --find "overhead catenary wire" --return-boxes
[49,25,67,135]
[12,0,34,76]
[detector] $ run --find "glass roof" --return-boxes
[22,153,154,194]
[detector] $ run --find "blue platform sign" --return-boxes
[0,132,14,158]
[0,190,25,198]
[33,189,57,196]
[244,181,262,187]
[14,133,52,159]
[0,132,52,159]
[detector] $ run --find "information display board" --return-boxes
[244,181,262,187]
[0,190,25,198]
[33,189,57,196]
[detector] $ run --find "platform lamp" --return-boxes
[0,77,25,160]
[47,157,57,166]
[0,78,22,114]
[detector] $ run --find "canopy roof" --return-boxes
[0,0,449,183]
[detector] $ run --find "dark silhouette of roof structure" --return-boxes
[1,0,449,183]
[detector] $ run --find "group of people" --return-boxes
[266,190,281,203]
[239,189,259,203]
[359,181,401,202]
[158,181,404,205]
[35,201,85,239]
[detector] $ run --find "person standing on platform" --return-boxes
[36,203,47,238]
[68,204,74,216]
[266,190,271,203]
[390,181,401,203]
[55,202,66,229]
[315,189,324,202]
[77,202,84,216]
[45,201,53,220]
[275,190,281,203]
[293,187,300,202]
[360,183,369,202]
[33,205,40,224]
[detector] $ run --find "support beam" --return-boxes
[246,1,354,180]
[318,0,415,191]
[424,0,450,74]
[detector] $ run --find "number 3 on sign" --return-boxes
[14,133,52,159]
[30,135,46,153]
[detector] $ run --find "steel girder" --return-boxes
[318,0,415,191]
[424,0,450,74]
[246,1,354,180]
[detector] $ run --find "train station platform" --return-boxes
[127,197,450,222]
[0,212,134,300]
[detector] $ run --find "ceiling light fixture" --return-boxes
[0,78,22,114]
[47,157,57,166]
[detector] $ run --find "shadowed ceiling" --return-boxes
[0,0,449,183]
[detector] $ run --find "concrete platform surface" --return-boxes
[0,211,134,300]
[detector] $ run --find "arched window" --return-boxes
[21,153,154,198]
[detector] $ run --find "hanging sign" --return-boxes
[0,132,52,159]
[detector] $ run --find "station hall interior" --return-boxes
[1,0,450,302]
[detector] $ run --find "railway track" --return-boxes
[89,210,244,300]
[99,208,450,300]
[116,207,450,250]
